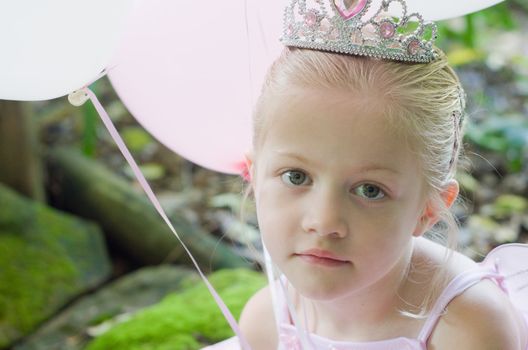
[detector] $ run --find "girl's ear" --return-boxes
[413,180,459,237]
[441,179,459,209]
[243,152,254,183]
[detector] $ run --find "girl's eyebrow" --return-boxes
[274,150,314,165]
[273,150,401,175]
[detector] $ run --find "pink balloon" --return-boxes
[108,0,505,174]
[108,0,284,174]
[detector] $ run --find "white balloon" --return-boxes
[358,0,506,21]
[0,0,137,101]
[403,0,506,21]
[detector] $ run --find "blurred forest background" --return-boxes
[0,2,527,349]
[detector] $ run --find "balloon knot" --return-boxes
[68,88,90,107]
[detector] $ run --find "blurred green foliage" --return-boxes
[465,116,528,172]
[435,2,528,173]
[81,102,98,158]
[437,2,518,51]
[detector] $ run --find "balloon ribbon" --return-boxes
[70,87,252,350]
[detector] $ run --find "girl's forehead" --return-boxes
[268,87,390,119]
[259,89,417,172]
[265,88,395,134]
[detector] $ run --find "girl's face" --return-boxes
[250,88,432,301]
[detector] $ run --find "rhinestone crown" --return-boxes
[281,0,438,63]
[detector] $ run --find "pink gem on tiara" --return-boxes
[407,39,421,55]
[380,21,396,39]
[333,0,368,20]
[329,28,339,40]
[320,17,332,31]
[350,30,362,44]
[287,24,295,36]
[304,9,318,27]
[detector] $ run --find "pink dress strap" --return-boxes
[417,266,499,343]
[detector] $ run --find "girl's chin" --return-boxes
[286,275,355,301]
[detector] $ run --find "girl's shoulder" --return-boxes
[414,238,528,349]
[239,284,277,350]
[429,277,526,349]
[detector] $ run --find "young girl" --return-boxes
[236,47,528,350]
[205,0,528,349]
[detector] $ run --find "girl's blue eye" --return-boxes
[281,170,309,186]
[353,184,385,200]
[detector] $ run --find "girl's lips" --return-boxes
[295,249,350,267]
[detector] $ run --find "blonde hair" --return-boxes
[246,46,466,317]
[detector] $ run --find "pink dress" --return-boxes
[203,244,528,350]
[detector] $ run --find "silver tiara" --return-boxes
[281,0,438,63]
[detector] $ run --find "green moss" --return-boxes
[85,269,266,350]
[0,232,79,348]
[0,184,110,348]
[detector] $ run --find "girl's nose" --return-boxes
[301,187,349,238]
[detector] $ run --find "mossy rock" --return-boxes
[0,183,110,287]
[84,269,266,350]
[13,266,198,350]
[0,184,111,348]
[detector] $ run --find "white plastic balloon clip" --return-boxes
[68,88,90,107]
